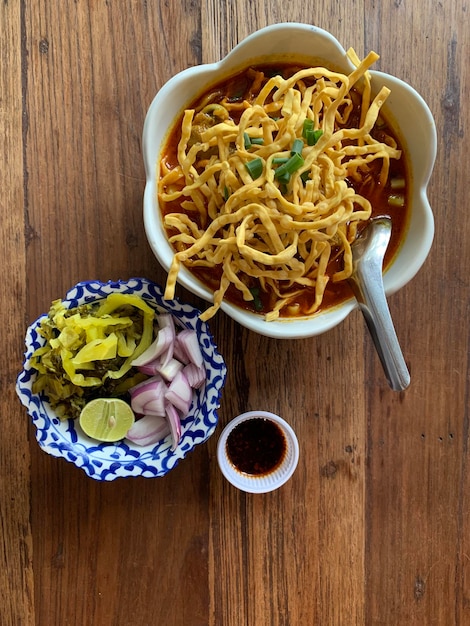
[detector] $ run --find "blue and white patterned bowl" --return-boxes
[16,278,227,481]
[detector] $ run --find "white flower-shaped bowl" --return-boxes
[16,278,227,481]
[142,22,436,339]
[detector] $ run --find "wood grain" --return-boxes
[1,1,469,624]
[0,3,34,626]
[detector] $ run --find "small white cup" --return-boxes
[216,410,299,493]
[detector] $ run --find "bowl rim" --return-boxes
[142,22,436,339]
[16,278,227,481]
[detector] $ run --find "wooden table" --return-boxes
[2,2,469,624]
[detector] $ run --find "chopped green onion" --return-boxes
[272,157,289,165]
[249,287,263,312]
[245,158,263,180]
[305,129,323,146]
[305,130,315,145]
[274,152,304,180]
[223,186,230,201]
[291,138,304,155]
[303,120,323,145]
[244,133,264,149]
[390,177,405,190]
[388,193,405,207]
[300,171,310,184]
[375,116,386,129]
[302,119,314,138]
[277,172,291,185]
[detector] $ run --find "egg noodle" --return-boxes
[158,50,402,321]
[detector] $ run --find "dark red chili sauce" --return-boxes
[159,64,409,317]
[226,418,287,476]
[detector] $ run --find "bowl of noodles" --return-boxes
[143,23,436,339]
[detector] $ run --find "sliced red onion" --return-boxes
[143,394,166,417]
[165,370,193,415]
[126,315,208,449]
[157,312,174,329]
[129,374,163,396]
[158,314,176,367]
[130,379,166,415]
[126,414,171,447]
[131,325,174,367]
[172,338,190,364]
[165,402,182,451]
[175,329,204,368]
[183,362,206,389]
[136,360,161,376]
[157,356,184,381]
[136,354,183,380]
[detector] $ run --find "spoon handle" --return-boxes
[351,264,410,391]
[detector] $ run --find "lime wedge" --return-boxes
[79,398,135,442]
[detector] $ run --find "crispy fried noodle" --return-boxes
[158,50,401,321]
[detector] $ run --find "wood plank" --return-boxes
[0,2,34,625]
[364,1,470,623]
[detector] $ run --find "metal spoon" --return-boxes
[349,217,410,391]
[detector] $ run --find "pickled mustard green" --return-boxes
[30,293,155,419]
